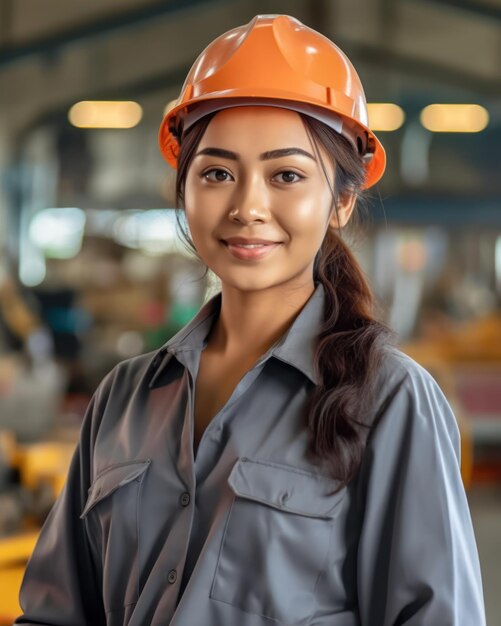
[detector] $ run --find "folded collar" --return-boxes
[149,282,325,387]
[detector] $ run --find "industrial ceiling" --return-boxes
[0,0,500,217]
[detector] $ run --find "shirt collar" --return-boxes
[149,282,325,387]
[270,282,325,384]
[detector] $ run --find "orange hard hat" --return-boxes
[158,14,386,188]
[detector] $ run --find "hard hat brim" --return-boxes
[159,93,386,189]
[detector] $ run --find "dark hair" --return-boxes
[174,111,397,489]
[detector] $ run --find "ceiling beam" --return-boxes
[417,0,501,21]
[345,39,501,97]
[0,0,225,68]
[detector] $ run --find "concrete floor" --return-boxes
[468,486,501,626]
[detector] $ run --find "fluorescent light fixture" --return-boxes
[112,209,180,254]
[29,207,86,258]
[367,103,405,131]
[420,104,489,133]
[68,101,143,129]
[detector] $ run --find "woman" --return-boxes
[16,14,485,626]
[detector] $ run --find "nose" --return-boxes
[228,174,271,224]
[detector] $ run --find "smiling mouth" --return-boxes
[225,242,274,248]
[221,237,282,246]
[221,240,283,260]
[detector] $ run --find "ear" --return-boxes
[328,192,357,229]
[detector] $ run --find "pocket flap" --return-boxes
[228,457,345,519]
[80,459,151,519]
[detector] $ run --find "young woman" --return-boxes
[16,14,485,626]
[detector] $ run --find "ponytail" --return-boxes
[307,228,396,489]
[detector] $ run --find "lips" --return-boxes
[222,237,281,246]
[221,237,283,261]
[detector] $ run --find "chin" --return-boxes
[210,267,279,292]
[218,277,278,292]
[215,268,309,294]
[205,254,315,293]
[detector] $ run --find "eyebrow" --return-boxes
[193,147,316,161]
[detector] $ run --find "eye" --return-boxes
[201,168,234,182]
[273,170,305,184]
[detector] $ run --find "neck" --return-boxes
[208,279,316,359]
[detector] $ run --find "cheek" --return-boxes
[184,178,212,240]
[185,210,213,252]
[184,172,230,237]
[280,189,331,241]
[183,171,198,220]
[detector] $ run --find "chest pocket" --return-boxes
[210,457,346,625]
[80,459,151,615]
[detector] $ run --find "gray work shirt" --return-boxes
[15,282,485,626]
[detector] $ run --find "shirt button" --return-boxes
[279,491,290,506]
[167,569,177,584]
[180,492,190,507]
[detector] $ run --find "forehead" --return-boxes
[199,106,314,151]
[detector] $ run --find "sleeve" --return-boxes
[356,364,486,626]
[13,373,114,626]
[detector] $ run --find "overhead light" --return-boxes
[367,103,405,131]
[420,104,489,133]
[68,101,143,129]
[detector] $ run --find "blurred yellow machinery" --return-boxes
[0,530,38,624]
[0,440,76,621]
[12,441,76,497]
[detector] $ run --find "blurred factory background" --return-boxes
[0,0,500,622]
